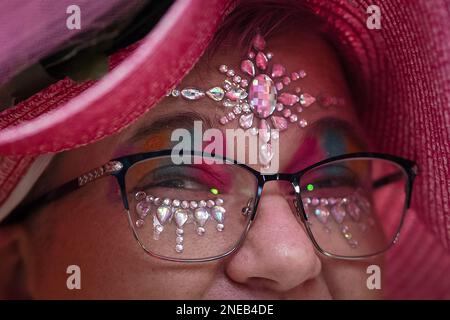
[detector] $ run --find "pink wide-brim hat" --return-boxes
[0,0,449,299]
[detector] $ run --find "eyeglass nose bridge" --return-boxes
[255,173,308,223]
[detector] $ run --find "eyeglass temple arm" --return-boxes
[2,161,123,225]
[372,171,405,189]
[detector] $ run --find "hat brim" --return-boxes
[0,0,233,155]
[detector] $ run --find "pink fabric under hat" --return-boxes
[0,0,449,299]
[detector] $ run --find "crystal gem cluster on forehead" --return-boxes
[167,34,317,167]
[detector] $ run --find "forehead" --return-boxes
[124,23,363,166]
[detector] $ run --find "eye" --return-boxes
[133,164,224,193]
[301,165,360,192]
[152,176,207,190]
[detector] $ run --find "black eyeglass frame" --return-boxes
[5,150,417,263]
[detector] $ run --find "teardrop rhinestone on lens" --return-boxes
[354,194,371,214]
[239,113,254,129]
[347,202,361,221]
[194,207,210,227]
[314,205,330,224]
[206,87,225,101]
[135,191,146,201]
[174,209,189,228]
[241,59,255,76]
[331,203,346,224]
[135,219,144,228]
[211,206,226,223]
[136,201,151,217]
[156,205,172,225]
[181,88,205,100]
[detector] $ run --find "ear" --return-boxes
[0,225,32,299]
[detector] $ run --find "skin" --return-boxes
[0,22,386,299]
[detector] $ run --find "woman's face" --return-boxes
[16,25,386,299]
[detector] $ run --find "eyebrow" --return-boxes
[283,117,367,172]
[128,111,366,156]
[127,111,215,144]
[306,117,367,149]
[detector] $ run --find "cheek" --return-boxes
[28,180,221,299]
[320,257,385,299]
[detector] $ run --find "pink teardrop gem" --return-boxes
[271,64,285,78]
[300,93,316,107]
[278,93,299,106]
[314,206,330,224]
[331,203,346,224]
[271,116,288,131]
[252,34,266,51]
[347,202,361,221]
[255,52,268,70]
[240,59,255,77]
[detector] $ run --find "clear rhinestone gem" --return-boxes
[226,87,248,101]
[181,88,205,100]
[223,99,237,108]
[219,65,228,73]
[331,203,346,224]
[259,143,273,165]
[239,113,254,129]
[174,209,188,228]
[300,93,316,107]
[206,87,225,101]
[156,205,172,225]
[314,205,330,224]
[135,219,144,228]
[194,208,210,227]
[135,191,146,201]
[211,206,226,223]
[136,201,151,217]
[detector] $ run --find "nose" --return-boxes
[224,182,322,292]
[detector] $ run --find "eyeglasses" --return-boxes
[8,150,417,263]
